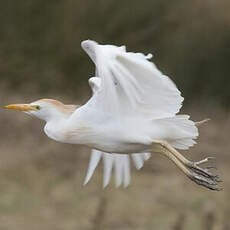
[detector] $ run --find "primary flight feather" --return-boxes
[4,40,222,190]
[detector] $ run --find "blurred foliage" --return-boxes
[0,0,230,106]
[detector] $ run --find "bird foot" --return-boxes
[194,156,216,166]
[186,157,222,191]
[188,173,222,191]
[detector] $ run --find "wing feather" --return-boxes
[84,149,102,185]
[114,155,123,187]
[122,154,130,187]
[84,150,150,187]
[85,41,183,119]
[103,153,113,188]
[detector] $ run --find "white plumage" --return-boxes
[84,150,150,187]
[85,74,152,187]
[81,40,196,187]
[5,40,221,191]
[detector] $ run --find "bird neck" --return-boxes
[41,106,73,122]
[44,115,69,142]
[46,112,69,122]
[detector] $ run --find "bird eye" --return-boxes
[35,105,41,110]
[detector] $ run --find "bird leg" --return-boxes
[151,140,222,191]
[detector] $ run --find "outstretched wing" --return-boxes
[83,40,183,119]
[83,77,151,187]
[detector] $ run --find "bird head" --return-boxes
[4,99,77,122]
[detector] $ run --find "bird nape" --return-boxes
[4,40,222,191]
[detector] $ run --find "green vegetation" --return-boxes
[1,0,230,106]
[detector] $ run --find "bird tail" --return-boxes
[153,115,199,150]
[84,150,151,188]
[169,117,210,149]
[168,117,209,150]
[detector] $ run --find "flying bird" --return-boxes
[4,40,222,190]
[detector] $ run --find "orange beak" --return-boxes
[4,104,38,112]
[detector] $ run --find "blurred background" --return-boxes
[0,0,230,229]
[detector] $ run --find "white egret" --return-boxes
[4,40,222,190]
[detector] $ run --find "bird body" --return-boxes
[39,99,196,154]
[43,102,153,152]
[4,40,222,190]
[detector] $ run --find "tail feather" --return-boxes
[84,150,151,187]
[154,115,199,150]
[170,139,197,150]
[169,117,209,150]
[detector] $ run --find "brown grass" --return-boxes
[0,92,230,230]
